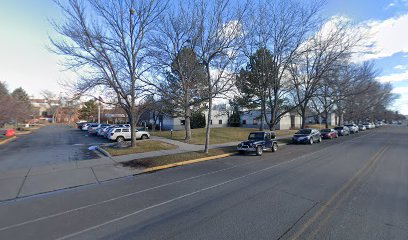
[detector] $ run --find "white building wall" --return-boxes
[204,109,229,128]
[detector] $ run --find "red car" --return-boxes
[320,128,338,139]
[1,129,16,138]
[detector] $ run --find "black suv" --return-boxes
[237,131,278,156]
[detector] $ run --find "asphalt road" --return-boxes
[0,125,406,240]
[0,125,110,171]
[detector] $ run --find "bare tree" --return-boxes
[242,0,323,130]
[310,62,376,127]
[50,0,166,147]
[190,0,246,153]
[149,5,208,140]
[290,16,362,128]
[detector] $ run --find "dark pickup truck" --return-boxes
[237,131,278,156]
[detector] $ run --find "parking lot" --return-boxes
[0,125,110,171]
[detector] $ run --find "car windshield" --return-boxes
[248,132,264,140]
[320,129,331,133]
[296,129,311,134]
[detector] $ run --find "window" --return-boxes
[265,133,271,140]
[122,129,129,132]
[253,119,257,125]
[242,120,247,125]
[219,120,222,124]
[180,120,185,125]
[210,120,213,125]
[115,129,121,133]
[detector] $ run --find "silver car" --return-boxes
[345,124,359,133]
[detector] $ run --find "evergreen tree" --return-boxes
[236,48,274,130]
[11,87,30,103]
[79,100,98,121]
[0,81,9,99]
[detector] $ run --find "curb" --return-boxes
[95,146,112,157]
[143,152,236,173]
[0,136,17,145]
[15,131,32,135]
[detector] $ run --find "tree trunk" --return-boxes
[259,101,264,131]
[300,105,307,129]
[270,107,277,131]
[185,107,192,141]
[130,110,137,147]
[324,109,329,128]
[204,96,212,154]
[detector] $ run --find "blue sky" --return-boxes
[1,0,408,114]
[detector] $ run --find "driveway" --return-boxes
[0,125,110,171]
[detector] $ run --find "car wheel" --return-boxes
[239,150,245,155]
[141,134,148,140]
[116,136,125,142]
[309,138,314,145]
[256,146,263,156]
[318,137,322,143]
[272,143,278,152]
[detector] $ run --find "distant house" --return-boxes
[304,111,337,126]
[30,99,61,122]
[141,104,230,131]
[55,107,79,124]
[240,110,302,130]
[157,108,229,131]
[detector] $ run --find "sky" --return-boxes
[0,0,408,114]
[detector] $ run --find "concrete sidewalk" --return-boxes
[0,138,240,202]
[0,136,291,202]
[0,156,142,201]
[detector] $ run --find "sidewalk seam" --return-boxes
[90,167,100,184]
[16,167,31,198]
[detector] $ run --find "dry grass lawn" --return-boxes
[103,140,177,156]
[122,146,236,169]
[151,127,297,145]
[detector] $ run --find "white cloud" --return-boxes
[353,14,408,62]
[392,86,408,94]
[385,2,396,9]
[377,70,408,83]
[391,87,408,114]
[394,65,406,70]
[390,86,408,115]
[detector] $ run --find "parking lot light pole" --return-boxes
[97,96,101,124]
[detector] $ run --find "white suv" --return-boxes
[108,128,150,142]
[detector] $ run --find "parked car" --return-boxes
[320,128,338,139]
[237,131,278,156]
[86,124,102,135]
[363,122,375,129]
[81,123,94,131]
[97,125,111,136]
[358,124,366,131]
[344,124,359,134]
[292,128,322,144]
[76,121,88,130]
[108,127,150,142]
[89,124,110,135]
[0,129,16,138]
[334,126,350,136]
